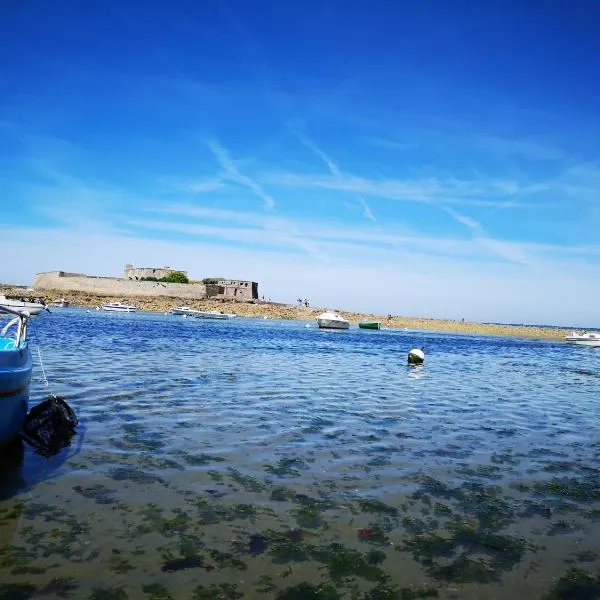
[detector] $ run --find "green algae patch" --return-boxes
[264,457,308,477]
[535,477,600,502]
[313,542,387,582]
[182,453,227,466]
[358,499,399,517]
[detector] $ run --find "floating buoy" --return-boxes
[305,323,311,328]
[408,348,425,365]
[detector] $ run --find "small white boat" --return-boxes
[316,311,350,330]
[565,331,600,347]
[49,298,69,308]
[0,294,47,316]
[171,306,198,316]
[100,302,139,313]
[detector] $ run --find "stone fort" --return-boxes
[33,264,259,301]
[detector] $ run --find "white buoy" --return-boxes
[408,348,425,365]
[305,323,311,328]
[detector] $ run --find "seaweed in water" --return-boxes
[89,588,129,600]
[192,583,243,600]
[275,582,341,599]
[37,577,79,598]
[541,568,600,599]
[141,583,174,600]
[362,583,439,599]
[0,583,37,600]
[248,533,269,555]
[312,543,387,582]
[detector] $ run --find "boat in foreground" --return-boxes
[0,294,47,316]
[100,302,140,313]
[564,331,600,347]
[359,321,381,330]
[0,306,33,446]
[316,311,350,330]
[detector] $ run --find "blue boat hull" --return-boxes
[0,345,32,447]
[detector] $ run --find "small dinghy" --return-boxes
[358,321,381,330]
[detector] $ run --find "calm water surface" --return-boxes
[1,309,600,599]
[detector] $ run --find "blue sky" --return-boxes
[1,0,600,325]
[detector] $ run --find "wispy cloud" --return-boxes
[266,171,541,208]
[293,129,342,178]
[207,139,276,209]
[357,196,375,222]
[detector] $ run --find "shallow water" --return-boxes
[2,308,600,599]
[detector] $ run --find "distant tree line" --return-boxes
[140,271,189,284]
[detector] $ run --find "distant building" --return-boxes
[124,264,187,280]
[33,266,258,302]
[213,279,258,301]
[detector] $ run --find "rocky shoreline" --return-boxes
[1,286,572,341]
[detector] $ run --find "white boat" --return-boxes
[193,310,230,320]
[49,298,69,308]
[171,306,199,316]
[0,294,47,316]
[100,302,139,313]
[316,311,350,330]
[565,331,600,347]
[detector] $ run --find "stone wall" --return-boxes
[34,272,208,299]
[123,264,187,280]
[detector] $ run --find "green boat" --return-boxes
[358,321,381,330]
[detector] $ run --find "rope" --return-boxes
[29,320,53,395]
[36,346,50,389]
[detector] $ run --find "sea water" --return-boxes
[1,308,600,599]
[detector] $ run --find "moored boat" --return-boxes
[0,306,33,446]
[193,310,232,320]
[100,302,139,313]
[49,298,69,308]
[0,295,47,316]
[564,331,600,347]
[359,321,381,330]
[171,306,198,316]
[316,311,350,330]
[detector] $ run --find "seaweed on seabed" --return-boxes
[89,587,129,600]
[191,583,243,600]
[541,568,600,599]
[275,582,341,599]
[362,582,439,599]
[312,543,387,582]
[0,583,37,600]
[141,583,174,600]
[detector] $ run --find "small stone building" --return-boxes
[124,264,188,280]
[213,279,258,301]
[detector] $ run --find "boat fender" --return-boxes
[408,348,425,365]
